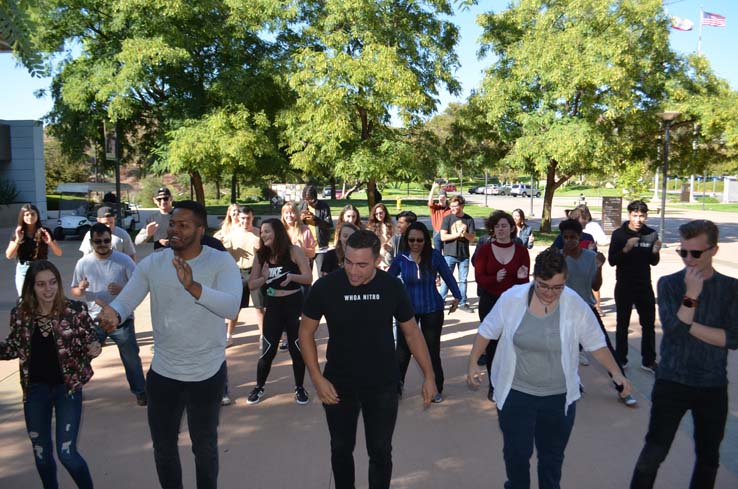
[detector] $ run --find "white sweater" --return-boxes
[478,282,606,414]
[111,246,241,381]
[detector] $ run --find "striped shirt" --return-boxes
[387,250,461,314]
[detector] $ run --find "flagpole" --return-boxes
[698,6,703,54]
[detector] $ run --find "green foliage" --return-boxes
[0,0,47,76]
[0,178,20,205]
[44,134,91,192]
[477,0,676,231]
[279,0,462,188]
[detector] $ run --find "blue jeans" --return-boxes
[23,383,93,489]
[324,386,399,489]
[95,318,146,395]
[439,255,469,305]
[432,231,442,252]
[146,362,226,489]
[498,390,576,489]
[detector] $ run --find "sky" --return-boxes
[1,0,736,121]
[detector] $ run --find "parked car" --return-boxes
[468,185,482,194]
[484,184,500,195]
[441,183,457,192]
[509,184,541,198]
[498,185,511,196]
[322,186,343,198]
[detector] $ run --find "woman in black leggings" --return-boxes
[247,218,313,405]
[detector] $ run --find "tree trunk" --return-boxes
[191,171,205,205]
[343,181,364,199]
[366,179,377,211]
[539,159,570,233]
[230,173,237,203]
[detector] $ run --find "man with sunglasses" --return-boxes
[608,200,661,373]
[71,222,147,405]
[80,205,137,260]
[136,187,174,249]
[631,219,738,489]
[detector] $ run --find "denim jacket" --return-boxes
[0,300,99,400]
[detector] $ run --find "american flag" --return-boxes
[701,11,726,27]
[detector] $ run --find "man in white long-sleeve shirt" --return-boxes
[96,200,241,489]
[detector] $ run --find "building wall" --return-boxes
[0,119,47,219]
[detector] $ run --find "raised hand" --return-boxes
[517,265,529,280]
[78,278,90,292]
[39,227,52,243]
[172,256,194,289]
[280,273,293,288]
[146,221,158,238]
[14,226,24,243]
[684,266,705,299]
[496,268,507,282]
[624,236,640,252]
[652,239,662,254]
[94,298,120,332]
[107,282,122,296]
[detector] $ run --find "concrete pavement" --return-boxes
[1,203,737,488]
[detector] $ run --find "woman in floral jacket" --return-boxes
[0,260,101,489]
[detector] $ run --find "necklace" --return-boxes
[535,291,556,315]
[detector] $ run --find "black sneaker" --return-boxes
[295,386,309,405]
[641,362,658,374]
[135,393,148,407]
[279,339,288,351]
[246,387,265,404]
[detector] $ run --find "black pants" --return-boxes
[479,291,501,380]
[146,363,226,489]
[324,386,399,489]
[395,310,444,393]
[631,380,727,489]
[614,283,656,366]
[257,291,305,387]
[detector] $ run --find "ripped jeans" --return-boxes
[23,383,93,489]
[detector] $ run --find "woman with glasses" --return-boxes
[387,222,460,402]
[473,210,530,402]
[467,248,631,489]
[367,203,394,269]
[6,204,62,296]
[0,260,101,488]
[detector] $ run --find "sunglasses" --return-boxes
[156,197,170,202]
[407,238,425,243]
[92,239,112,245]
[675,246,713,259]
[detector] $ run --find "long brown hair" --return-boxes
[336,222,359,265]
[18,260,66,319]
[256,218,292,265]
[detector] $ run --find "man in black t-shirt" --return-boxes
[300,230,436,489]
[439,195,476,312]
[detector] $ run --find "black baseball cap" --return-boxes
[155,187,172,199]
[97,206,115,218]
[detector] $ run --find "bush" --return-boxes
[0,178,19,205]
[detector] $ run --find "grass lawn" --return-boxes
[672,203,738,213]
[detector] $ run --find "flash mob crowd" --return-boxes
[2,184,736,489]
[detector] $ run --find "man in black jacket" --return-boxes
[608,200,661,372]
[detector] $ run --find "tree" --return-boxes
[26,0,289,203]
[477,0,676,231]
[1,0,46,76]
[279,0,462,211]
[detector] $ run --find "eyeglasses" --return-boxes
[535,281,565,292]
[408,238,425,243]
[675,246,714,259]
[92,239,112,245]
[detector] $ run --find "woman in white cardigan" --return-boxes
[467,247,631,489]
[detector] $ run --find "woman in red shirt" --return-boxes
[474,210,530,402]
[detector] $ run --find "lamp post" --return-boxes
[657,111,680,244]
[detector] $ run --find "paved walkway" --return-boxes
[1,202,737,488]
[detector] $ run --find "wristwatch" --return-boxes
[682,295,698,308]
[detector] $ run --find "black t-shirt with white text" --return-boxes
[303,269,414,390]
